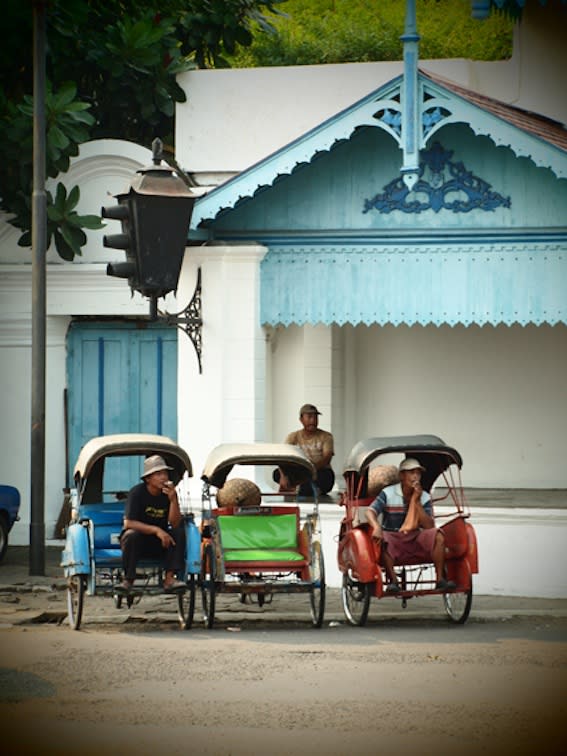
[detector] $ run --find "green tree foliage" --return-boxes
[1,81,103,261]
[0,0,285,260]
[230,0,514,67]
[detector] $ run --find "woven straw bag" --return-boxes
[216,478,262,509]
[367,465,399,497]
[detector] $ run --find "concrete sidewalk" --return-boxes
[1,546,567,627]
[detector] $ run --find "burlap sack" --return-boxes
[367,464,399,497]
[216,478,262,509]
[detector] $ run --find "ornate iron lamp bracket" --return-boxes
[157,267,203,373]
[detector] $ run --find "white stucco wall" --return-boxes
[268,323,567,490]
[176,243,268,489]
[176,59,508,178]
[350,323,567,488]
[317,504,567,598]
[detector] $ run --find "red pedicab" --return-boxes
[337,434,478,625]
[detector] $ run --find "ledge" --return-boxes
[317,488,566,510]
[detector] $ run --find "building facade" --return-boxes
[0,3,565,595]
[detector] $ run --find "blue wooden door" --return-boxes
[66,322,178,487]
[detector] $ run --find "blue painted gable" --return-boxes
[209,124,566,234]
[192,70,567,230]
[191,70,567,328]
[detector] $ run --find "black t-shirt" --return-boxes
[124,482,170,530]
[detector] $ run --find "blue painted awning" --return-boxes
[260,241,567,327]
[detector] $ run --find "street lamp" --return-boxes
[103,138,203,371]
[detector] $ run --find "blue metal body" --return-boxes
[61,505,201,587]
[61,522,91,577]
[185,513,202,575]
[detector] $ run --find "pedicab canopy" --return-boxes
[74,434,193,502]
[201,443,316,490]
[343,434,463,495]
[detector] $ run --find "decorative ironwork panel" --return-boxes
[363,142,511,215]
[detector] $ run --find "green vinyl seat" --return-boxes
[217,513,305,565]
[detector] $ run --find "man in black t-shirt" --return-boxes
[119,454,186,593]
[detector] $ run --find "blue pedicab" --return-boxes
[61,434,200,630]
[199,443,326,629]
[338,435,478,625]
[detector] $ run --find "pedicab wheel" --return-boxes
[178,574,196,630]
[443,568,473,624]
[0,513,9,562]
[341,569,372,627]
[200,543,216,629]
[309,541,326,628]
[67,575,86,630]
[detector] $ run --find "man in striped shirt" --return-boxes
[366,457,456,593]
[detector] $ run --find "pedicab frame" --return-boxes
[61,433,197,630]
[199,443,326,629]
[337,434,478,626]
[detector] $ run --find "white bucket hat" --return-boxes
[142,454,172,479]
[399,457,425,473]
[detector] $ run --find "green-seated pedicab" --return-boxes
[199,443,326,629]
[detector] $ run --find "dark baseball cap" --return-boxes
[300,403,321,416]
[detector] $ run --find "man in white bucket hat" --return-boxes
[119,454,186,594]
[365,457,456,593]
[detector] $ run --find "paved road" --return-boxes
[1,548,566,755]
[1,602,565,756]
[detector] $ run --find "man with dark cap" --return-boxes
[119,454,186,593]
[275,403,335,496]
[366,457,456,593]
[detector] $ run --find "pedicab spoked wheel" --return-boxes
[341,569,372,627]
[67,575,86,630]
[178,574,196,630]
[443,565,473,624]
[309,541,326,628]
[200,543,216,629]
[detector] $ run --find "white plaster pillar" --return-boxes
[302,323,333,423]
[176,243,268,497]
[269,324,336,471]
[0,309,69,544]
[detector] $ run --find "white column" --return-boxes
[176,243,268,497]
[0,311,69,543]
[303,323,333,423]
